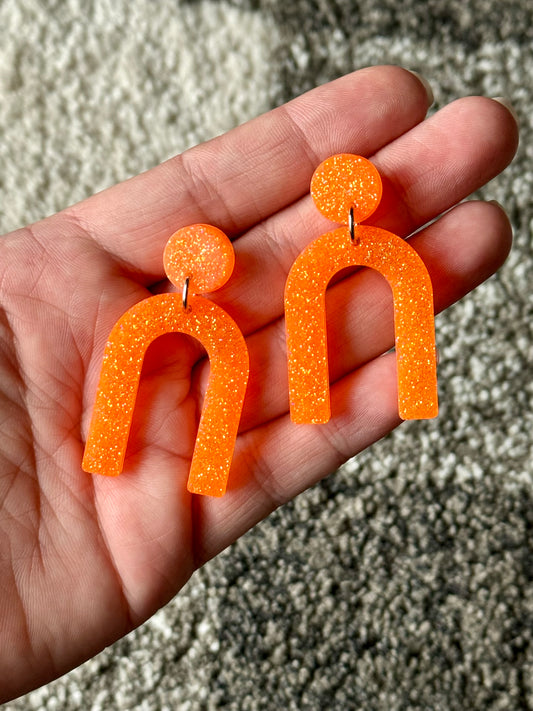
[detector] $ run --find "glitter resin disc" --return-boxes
[310,153,382,224]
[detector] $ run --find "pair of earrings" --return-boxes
[82,154,438,497]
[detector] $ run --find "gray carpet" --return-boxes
[1,0,532,709]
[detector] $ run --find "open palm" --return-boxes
[0,66,518,701]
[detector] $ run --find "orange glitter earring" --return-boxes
[285,153,438,424]
[82,224,249,497]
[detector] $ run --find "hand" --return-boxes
[0,66,518,701]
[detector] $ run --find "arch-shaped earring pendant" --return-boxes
[82,224,249,497]
[285,154,438,424]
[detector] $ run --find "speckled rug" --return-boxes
[1,1,532,709]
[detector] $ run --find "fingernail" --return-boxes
[492,97,519,125]
[407,69,434,106]
[488,199,506,211]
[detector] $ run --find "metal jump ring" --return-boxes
[182,276,190,310]
[349,206,359,245]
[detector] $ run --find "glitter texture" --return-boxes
[163,224,235,294]
[310,153,382,224]
[285,154,438,424]
[83,225,249,497]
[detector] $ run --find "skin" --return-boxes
[0,66,518,701]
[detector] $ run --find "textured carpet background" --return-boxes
[1,0,532,709]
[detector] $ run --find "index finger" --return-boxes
[63,66,432,277]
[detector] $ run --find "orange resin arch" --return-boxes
[82,293,249,497]
[285,225,438,424]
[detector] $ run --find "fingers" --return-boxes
[236,199,512,431]
[208,96,518,336]
[63,66,432,275]
[370,96,519,234]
